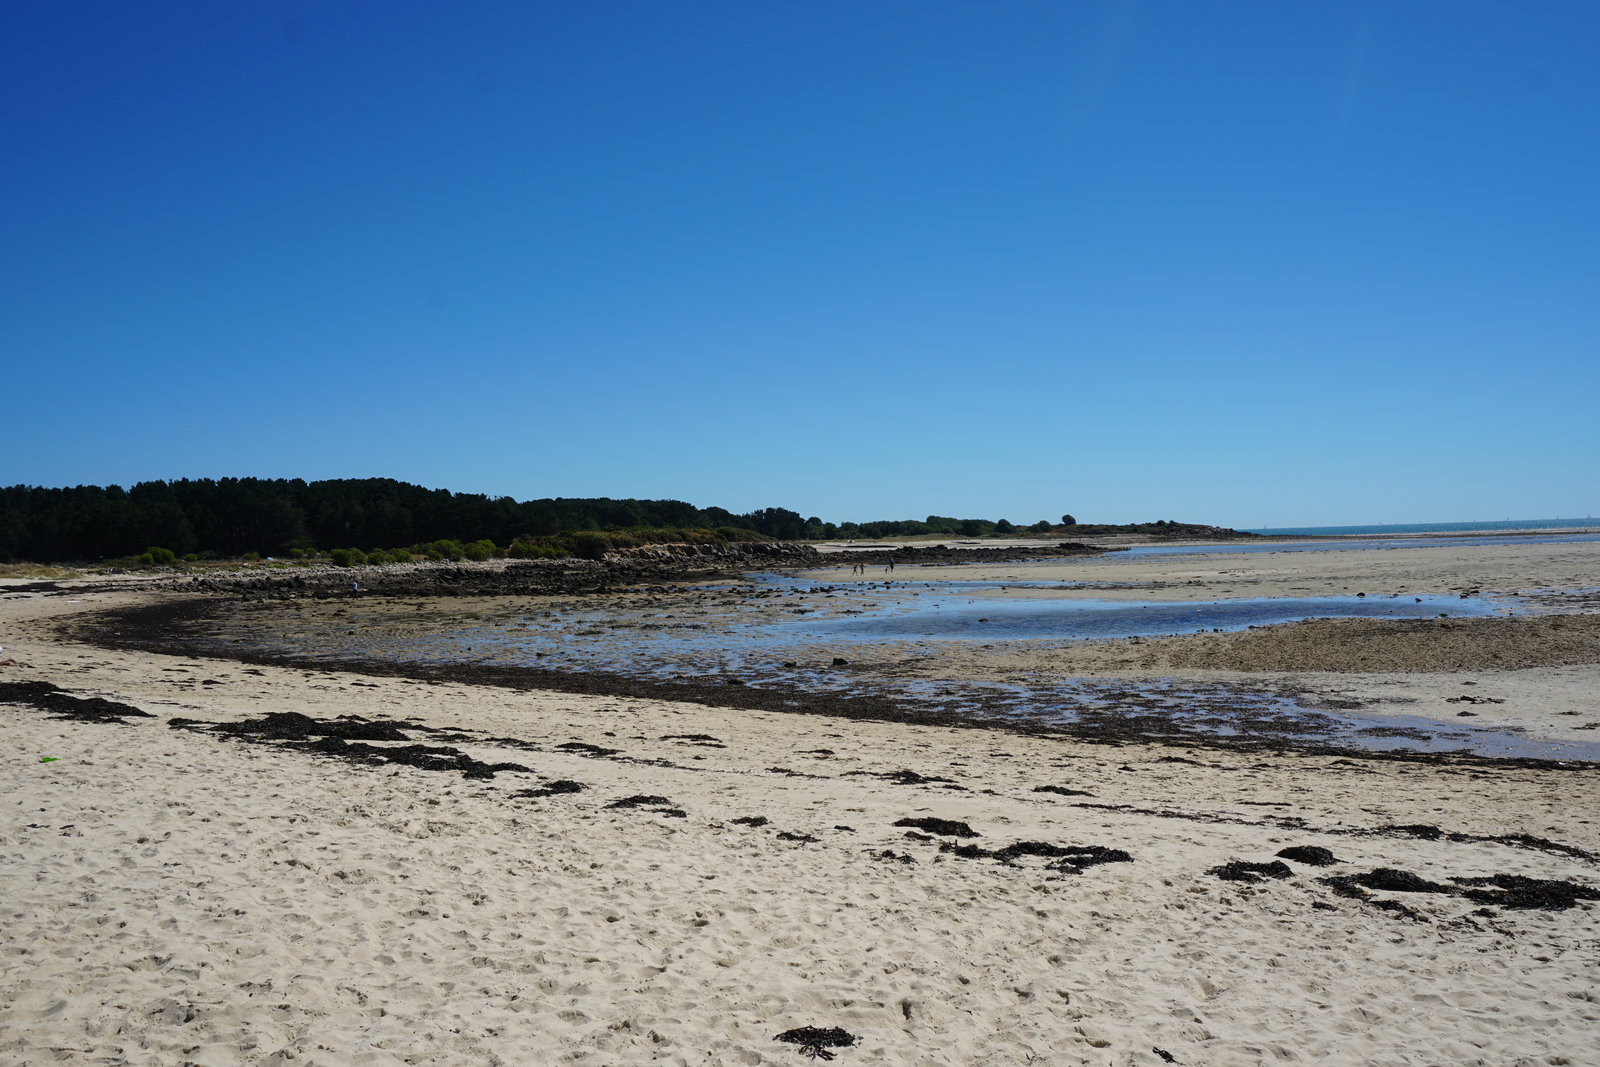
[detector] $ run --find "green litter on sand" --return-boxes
[39,756,59,763]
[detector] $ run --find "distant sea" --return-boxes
[1245,517,1598,537]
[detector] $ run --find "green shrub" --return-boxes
[715,527,772,543]
[183,553,199,562]
[330,548,370,567]
[464,538,497,562]
[145,546,177,565]
[570,531,610,560]
[508,540,566,559]
[426,539,465,561]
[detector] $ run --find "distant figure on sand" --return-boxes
[0,645,15,667]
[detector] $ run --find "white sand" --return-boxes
[3,589,1600,1066]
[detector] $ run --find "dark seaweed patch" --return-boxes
[211,711,411,742]
[938,840,1133,871]
[893,817,979,838]
[1320,868,1600,912]
[871,849,917,864]
[1050,846,1134,871]
[1370,899,1424,919]
[512,779,585,798]
[556,741,620,757]
[1334,868,1457,894]
[1384,823,1444,840]
[294,736,532,779]
[0,680,153,723]
[606,794,674,809]
[1208,860,1294,883]
[995,841,1080,860]
[1276,845,1339,866]
[165,710,529,778]
[1033,785,1095,797]
[883,771,953,790]
[775,1026,857,1060]
[662,734,725,747]
[1487,833,1596,863]
[847,768,961,786]
[1449,873,1600,909]
[731,815,770,827]
[776,831,819,843]
[1071,804,1597,864]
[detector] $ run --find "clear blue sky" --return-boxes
[3,1,1596,528]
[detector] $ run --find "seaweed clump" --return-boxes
[1276,845,1338,866]
[512,780,585,798]
[937,840,1133,872]
[605,795,686,817]
[775,1026,858,1061]
[1208,860,1294,883]
[1320,868,1600,912]
[167,712,530,779]
[0,680,153,723]
[893,817,979,838]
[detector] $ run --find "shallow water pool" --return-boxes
[792,593,1497,641]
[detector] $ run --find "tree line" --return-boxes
[0,477,1201,563]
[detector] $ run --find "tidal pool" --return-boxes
[792,592,1497,641]
[202,582,1596,762]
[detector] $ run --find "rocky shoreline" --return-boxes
[811,541,1109,566]
[159,541,819,599]
[78,540,1110,600]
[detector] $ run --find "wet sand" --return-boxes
[803,537,1600,603]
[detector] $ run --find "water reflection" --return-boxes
[212,581,1597,763]
[795,593,1496,640]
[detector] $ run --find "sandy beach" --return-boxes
[3,539,1599,1066]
